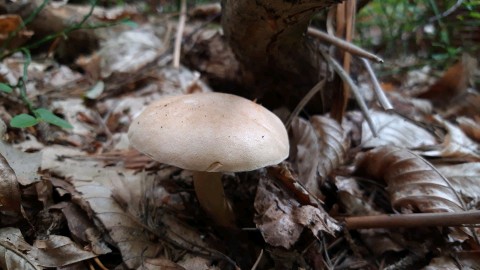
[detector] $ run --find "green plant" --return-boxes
[1,49,73,129]
[0,0,135,129]
[356,0,479,67]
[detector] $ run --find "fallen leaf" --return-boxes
[436,163,480,207]
[0,141,42,185]
[30,235,97,268]
[254,175,340,249]
[457,117,480,142]
[356,146,466,213]
[423,252,480,270]
[0,228,41,270]
[289,116,347,196]
[289,117,320,193]
[136,257,185,270]
[99,27,164,77]
[361,110,437,148]
[422,116,480,162]
[50,202,111,255]
[310,116,348,180]
[0,153,21,213]
[417,54,477,107]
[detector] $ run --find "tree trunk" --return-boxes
[221,0,342,112]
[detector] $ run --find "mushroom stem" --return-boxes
[192,171,236,227]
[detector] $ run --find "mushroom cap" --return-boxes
[128,92,289,172]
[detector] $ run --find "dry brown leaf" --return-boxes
[356,146,465,213]
[254,175,340,249]
[335,176,382,216]
[423,252,480,270]
[0,228,41,270]
[29,235,97,268]
[0,153,21,213]
[289,116,347,196]
[457,117,480,142]
[50,202,111,255]
[137,257,185,270]
[361,110,436,148]
[423,116,480,162]
[417,54,477,107]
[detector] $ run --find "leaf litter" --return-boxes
[0,1,479,269]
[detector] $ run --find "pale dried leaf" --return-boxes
[289,116,347,195]
[40,146,163,268]
[29,235,97,268]
[99,27,164,77]
[0,228,40,270]
[0,141,41,185]
[310,116,348,180]
[423,116,480,161]
[178,256,221,270]
[254,175,340,249]
[361,111,436,148]
[136,257,185,270]
[437,163,480,206]
[356,146,465,213]
[0,153,21,213]
[289,117,320,193]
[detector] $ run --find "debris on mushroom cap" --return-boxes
[128,92,289,172]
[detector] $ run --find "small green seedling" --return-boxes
[10,108,72,129]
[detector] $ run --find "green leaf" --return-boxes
[34,108,73,129]
[121,19,138,28]
[10,114,39,128]
[0,83,13,93]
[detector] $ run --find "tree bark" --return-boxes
[221,0,342,111]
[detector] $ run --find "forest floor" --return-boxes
[0,2,479,270]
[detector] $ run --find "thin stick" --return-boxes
[320,49,378,137]
[341,210,480,229]
[173,0,187,68]
[308,27,384,63]
[286,78,326,129]
[361,58,393,111]
[251,249,264,270]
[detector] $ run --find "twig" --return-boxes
[360,58,393,111]
[285,78,326,129]
[428,0,464,23]
[341,210,480,229]
[308,27,383,63]
[251,249,263,270]
[173,0,187,68]
[319,49,377,137]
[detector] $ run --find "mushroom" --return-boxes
[128,92,289,227]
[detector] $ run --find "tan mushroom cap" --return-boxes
[128,92,289,172]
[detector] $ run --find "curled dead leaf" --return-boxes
[254,175,340,249]
[289,116,347,196]
[422,116,480,162]
[0,153,21,213]
[356,146,465,213]
[457,117,480,142]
